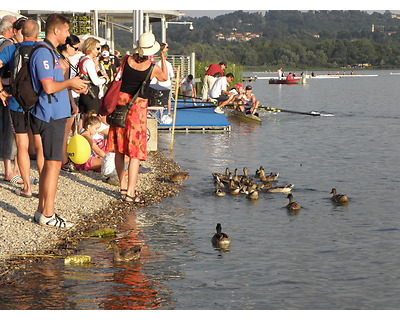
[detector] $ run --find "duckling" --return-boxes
[214,188,226,197]
[286,193,301,211]
[255,166,264,178]
[107,240,142,262]
[330,188,349,203]
[211,223,231,247]
[167,172,189,185]
[259,170,279,182]
[264,184,294,193]
[246,189,259,200]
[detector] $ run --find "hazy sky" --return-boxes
[183,10,263,18]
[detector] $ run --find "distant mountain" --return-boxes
[114,10,400,68]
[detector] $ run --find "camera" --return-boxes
[80,74,96,99]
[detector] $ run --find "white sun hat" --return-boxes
[133,32,160,56]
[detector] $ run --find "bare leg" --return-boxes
[33,134,44,175]
[115,151,127,194]
[14,133,32,196]
[126,158,140,198]
[37,160,62,218]
[62,116,75,165]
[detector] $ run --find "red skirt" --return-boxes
[106,92,148,160]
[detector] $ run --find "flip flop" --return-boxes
[4,175,23,184]
[124,191,145,204]
[14,188,32,198]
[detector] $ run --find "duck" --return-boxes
[246,189,259,200]
[330,188,349,203]
[167,171,189,185]
[259,170,279,182]
[239,167,250,180]
[228,185,242,195]
[213,176,225,189]
[264,184,294,193]
[107,240,142,262]
[214,188,226,197]
[286,193,301,211]
[232,168,240,182]
[255,166,264,178]
[212,167,231,180]
[241,181,259,194]
[211,223,231,247]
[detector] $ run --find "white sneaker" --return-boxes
[214,107,224,114]
[33,211,74,228]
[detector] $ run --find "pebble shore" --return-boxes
[0,150,182,279]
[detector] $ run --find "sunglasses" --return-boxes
[95,47,101,50]
[71,45,79,51]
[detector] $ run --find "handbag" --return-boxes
[105,104,130,128]
[106,63,155,128]
[99,55,129,116]
[139,70,169,106]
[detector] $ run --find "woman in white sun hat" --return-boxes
[106,32,168,203]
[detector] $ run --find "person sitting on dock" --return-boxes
[218,82,244,110]
[179,74,196,105]
[238,85,259,115]
[209,73,235,114]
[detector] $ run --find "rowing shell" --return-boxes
[227,109,262,124]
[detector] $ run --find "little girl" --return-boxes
[74,112,106,171]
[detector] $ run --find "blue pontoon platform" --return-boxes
[156,101,231,132]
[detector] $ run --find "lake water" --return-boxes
[1,70,400,310]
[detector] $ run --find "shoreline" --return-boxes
[0,150,182,281]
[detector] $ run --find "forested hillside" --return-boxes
[114,10,400,69]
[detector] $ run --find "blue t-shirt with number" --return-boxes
[30,41,70,122]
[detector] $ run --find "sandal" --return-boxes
[124,192,145,204]
[119,189,127,200]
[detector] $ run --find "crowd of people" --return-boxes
[0,12,261,229]
[0,13,168,228]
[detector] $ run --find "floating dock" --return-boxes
[157,102,231,132]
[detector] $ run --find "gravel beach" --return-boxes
[0,150,182,278]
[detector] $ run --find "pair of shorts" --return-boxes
[216,95,229,103]
[30,116,66,161]
[10,110,31,134]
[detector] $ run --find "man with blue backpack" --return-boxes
[0,19,42,199]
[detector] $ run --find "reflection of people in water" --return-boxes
[101,211,165,310]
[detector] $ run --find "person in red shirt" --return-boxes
[201,61,227,101]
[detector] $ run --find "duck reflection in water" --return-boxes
[102,211,166,310]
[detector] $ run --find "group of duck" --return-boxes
[210,166,349,249]
[212,166,349,210]
[212,166,298,208]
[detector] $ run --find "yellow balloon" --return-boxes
[67,135,91,165]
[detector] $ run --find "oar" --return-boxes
[260,105,321,116]
[178,94,204,101]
